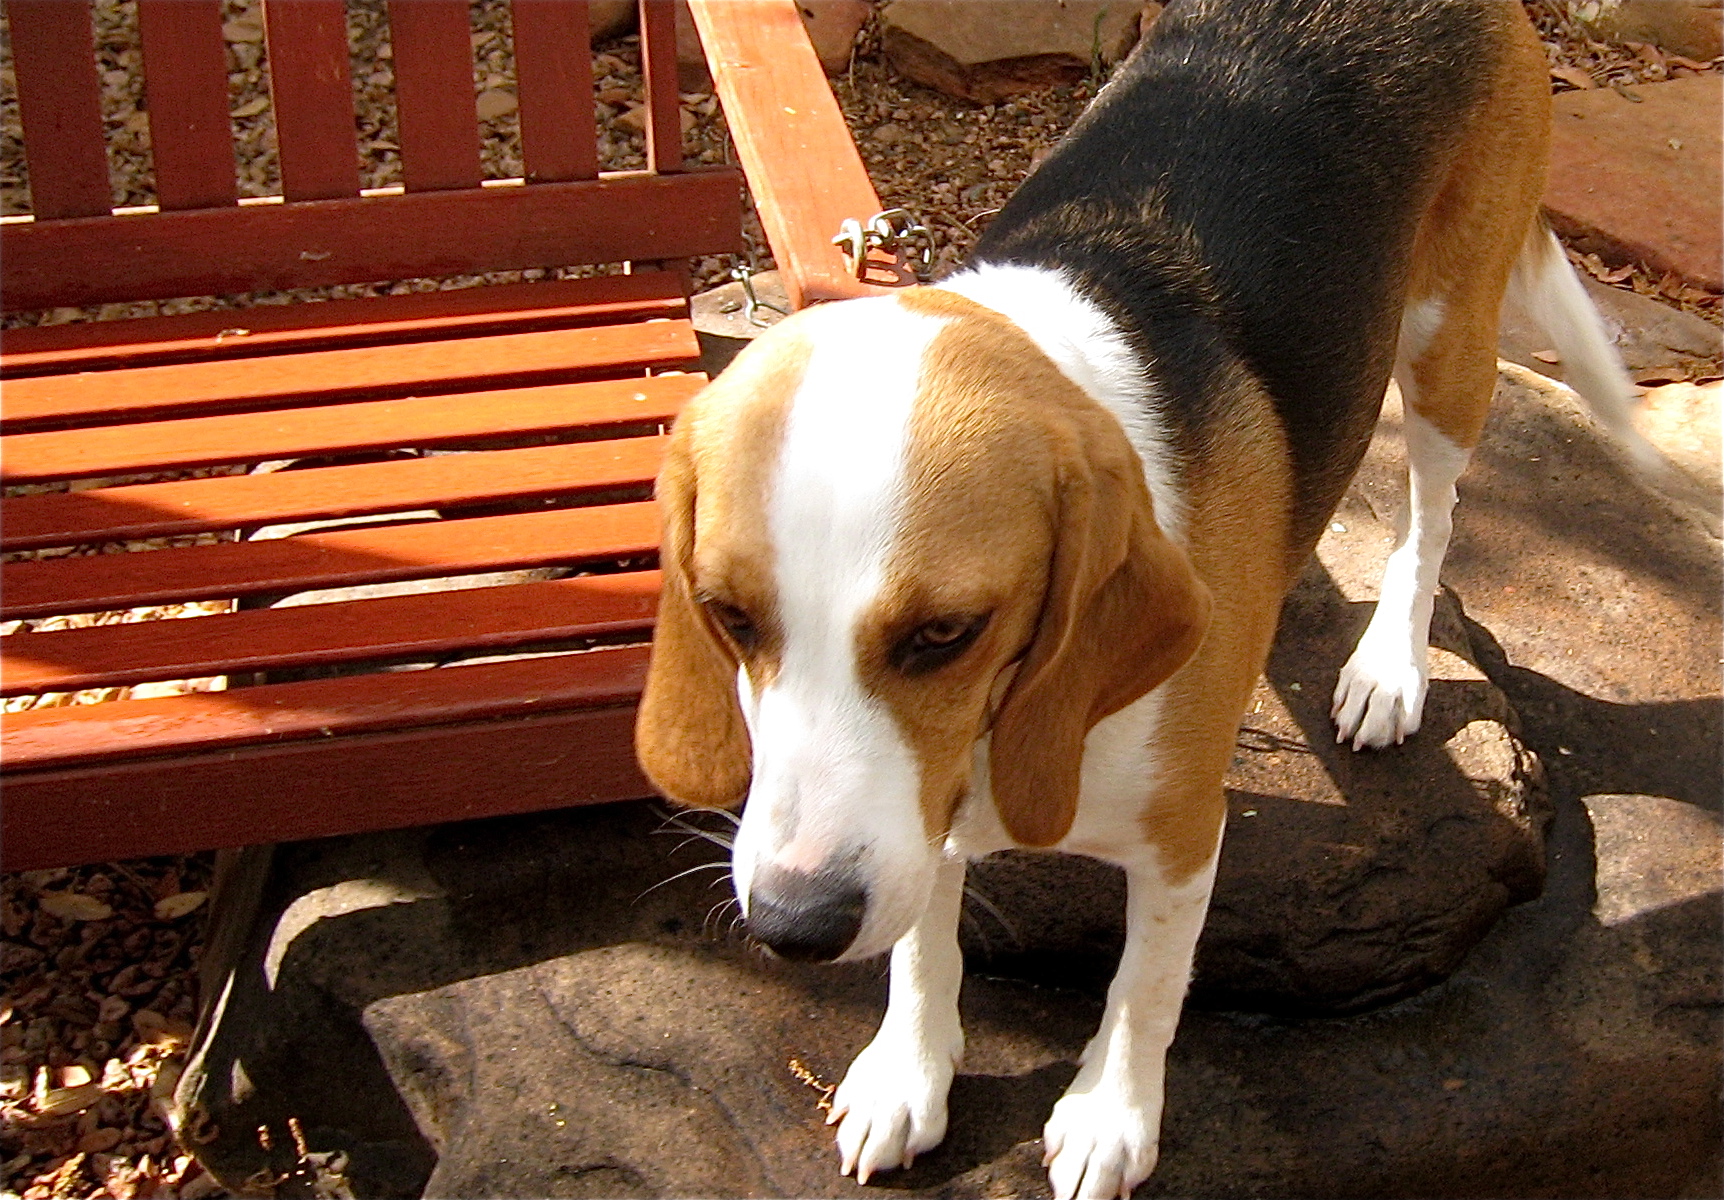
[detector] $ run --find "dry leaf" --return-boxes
[38,1081,102,1117]
[1550,65,1596,89]
[152,891,207,921]
[38,892,114,922]
[1532,349,1562,364]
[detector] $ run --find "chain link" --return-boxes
[832,208,936,282]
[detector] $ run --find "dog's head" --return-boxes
[636,288,1208,962]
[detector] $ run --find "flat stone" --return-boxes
[1581,0,1723,62]
[881,0,1140,103]
[1546,74,1723,290]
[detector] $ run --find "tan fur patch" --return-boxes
[1140,366,1293,883]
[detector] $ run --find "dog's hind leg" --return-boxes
[1333,3,1553,750]
[1331,337,1479,750]
[828,856,967,1183]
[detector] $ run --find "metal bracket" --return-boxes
[832,208,935,282]
[730,264,789,327]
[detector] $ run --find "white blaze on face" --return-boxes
[730,299,951,959]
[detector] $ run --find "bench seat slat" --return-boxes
[2,322,700,431]
[0,272,689,376]
[1,502,659,618]
[2,571,659,696]
[2,694,648,870]
[1,374,694,487]
[2,642,648,769]
[2,435,669,549]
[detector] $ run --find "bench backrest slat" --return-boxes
[137,0,237,211]
[513,0,598,182]
[638,0,681,175]
[389,0,484,192]
[264,0,362,201]
[6,0,112,219]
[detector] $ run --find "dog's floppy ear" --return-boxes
[635,429,752,810]
[989,411,1211,846]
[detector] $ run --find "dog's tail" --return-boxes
[1504,217,1666,477]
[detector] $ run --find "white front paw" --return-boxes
[1332,638,1428,750]
[1042,1089,1161,1199]
[827,1025,960,1184]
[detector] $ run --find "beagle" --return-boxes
[636,2,1656,1196]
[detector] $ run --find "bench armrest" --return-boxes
[687,0,910,308]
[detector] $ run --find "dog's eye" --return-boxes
[893,615,988,675]
[704,600,758,651]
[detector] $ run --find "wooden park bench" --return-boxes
[1,0,904,871]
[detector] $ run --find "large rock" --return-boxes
[963,575,1550,1016]
[176,363,1720,1197]
[1546,74,1723,290]
[881,0,1141,102]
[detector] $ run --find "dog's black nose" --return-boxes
[746,864,867,962]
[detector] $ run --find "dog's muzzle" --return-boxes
[745,862,868,963]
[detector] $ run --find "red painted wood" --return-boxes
[0,272,690,376]
[1,502,660,618]
[0,167,742,313]
[638,0,683,175]
[2,433,672,548]
[264,0,361,201]
[1,699,650,870]
[389,0,484,192]
[2,321,700,432]
[2,642,648,768]
[1,374,693,494]
[688,0,902,306]
[1,571,660,696]
[513,0,599,183]
[6,0,112,219]
[136,0,237,211]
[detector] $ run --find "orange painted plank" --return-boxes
[1,373,696,487]
[389,0,483,192]
[137,0,236,211]
[0,502,660,618]
[0,641,648,770]
[639,0,683,175]
[2,321,700,431]
[0,167,742,313]
[513,0,598,183]
[7,0,112,220]
[687,0,903,307]
[1,570,660,695]
[1,696,650,870]
[0,272,689,376]
[264,0,360,201]
[2,433,671,548]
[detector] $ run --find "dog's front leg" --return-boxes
[829,855,967,1182]
[1043,849,1218,1200]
